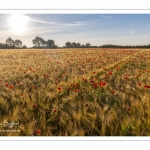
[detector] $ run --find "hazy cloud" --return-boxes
[130,30,136,35]
[100,15,111,19]
[27,16,86,26]
[117,31,124,33]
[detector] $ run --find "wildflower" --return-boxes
[33,86,36,88]
[93,83,98,87]
[144,85,150,89]
[85,103,88,107]
[138,83,141,86]
[44,73,48,77]
[100,82,106,87]
[21,94,24,96]
[58,86,61,92]
[112,90,115,94]
[127,108,131,111]
[105,77,109,81]
[9,85,14,88]
[54,109,57,113]
[124,77,128,80]
[17,81,20,84]
[116,66,120,70]
[5,84,9,87]
[36,130,41,133]
[33,104,38,107]
[108,72,113,75]
[74,89,79,92]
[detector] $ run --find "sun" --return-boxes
[9,14,28,33]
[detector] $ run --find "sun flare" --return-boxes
[9,14,28,33]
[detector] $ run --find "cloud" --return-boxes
[117,31,124,34]
[27,16,86,26]
[100,15,111,19]
[27,17,57,25]
[130,30,136,35]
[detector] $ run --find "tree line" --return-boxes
[1,36,150,49]
[0,37,27,49]
[32,36,58,48]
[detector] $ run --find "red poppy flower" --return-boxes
[112,90,115,94]
[105,77,109,81]
[74,89,79,92]
[33,86,36,88]
[21,94,24,96]
[92,72,96,74]
[44,73,48,77]
[138,83,141,86]
[127,108,131,111]
[93,83,98,87]
[116,67,120,70]
[144,85,150,88]
[85,103,88,107]
[5,84,9,87]
[124,77,128,80]
[108,72,113,75]
[9,85,14,88]
[58,86,61,92]
[33,104,37,107]
[17,81,20,84]
[100,82,106,87]
[54,109,57,113]
[36,129,41,133]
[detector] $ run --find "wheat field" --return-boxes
[0,48,150,136]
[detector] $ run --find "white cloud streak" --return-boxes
[100,15,111,19]
[130,30,136,35]
[27,16,86,26]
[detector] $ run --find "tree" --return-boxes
[46,39,55,48]
[85,43,91,48]
[22,45,27,49]
[14,39,22,48]
[32,36,45,48]
[6,37,14,47]
[76,43,81,48]
[71,42,77,48]
[65,42,71,48]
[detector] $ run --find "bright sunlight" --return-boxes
[8,14,28,33]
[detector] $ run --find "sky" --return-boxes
[0,14,150,47]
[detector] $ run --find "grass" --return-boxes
[0,48,150,136]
